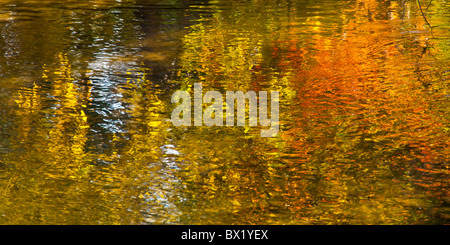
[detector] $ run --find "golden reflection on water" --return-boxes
[0,0,449,224]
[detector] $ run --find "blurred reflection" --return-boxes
[0,0,448,224]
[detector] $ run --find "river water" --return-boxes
[0,0,449,224]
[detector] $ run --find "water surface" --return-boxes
[0,0,449,224]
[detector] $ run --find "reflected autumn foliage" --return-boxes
[277,20,449,223]
[169,0,449,224]
[0,0,449,224]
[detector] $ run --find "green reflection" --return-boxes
[0,0,449,224]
